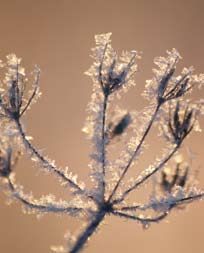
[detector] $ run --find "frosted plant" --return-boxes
[0,33,204,253]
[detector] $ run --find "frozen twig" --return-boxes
[0,34,204,253]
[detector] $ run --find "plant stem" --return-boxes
[69,210,106,253]
[15,119,86,194]
[114,143,180,204]
[108,104,160,202]
[101,94,108,199]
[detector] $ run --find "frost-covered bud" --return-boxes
[85,33,140,96]
[0,55,41,119]
[157,67,176,104]
[159,70,192,103]
[0,54,27,118]
[143,49,199,104]
[101,52,138,96]
[166,101,196,144]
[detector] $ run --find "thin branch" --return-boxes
[101,94,108,199]
[7,177,84,214]
[112,210,168,223]
[98,43,108,90]
[113,144,179,205]
[20,69,40,117]
[115,205,144,212]
[115,191,204,213]
[108,104,160,202]
[168,192,204,207]
[15,119,89,197]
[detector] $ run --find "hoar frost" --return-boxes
[0,33,204,253]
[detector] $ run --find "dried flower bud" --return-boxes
[157,67,176,104]
[85,33,140,97]
[144,49,197,104]
[106,113,132,140]
[0,55,41,120]
[101,55,136,96]
[167,101,196,144]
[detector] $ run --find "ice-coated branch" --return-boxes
[19,66,41,117]
[6,176,84,215]
[112,190,204,226]
[0,34,204,253]
[112,210,168,224]
[15,119,86,195]
[101,94,108,198]
[115,190,204,218]
[112,143,180,205]
[108,103,161,202]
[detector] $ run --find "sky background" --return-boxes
[0,0,204,253]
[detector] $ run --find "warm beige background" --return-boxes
[0,0,204,253]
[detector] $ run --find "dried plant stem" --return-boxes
[15,119,85,194]
[112,210,168,223]
[69,210,106,253]
[19,69,40,117]
[108,104,160,202]
[114,143,180,204]
[7,177,81,213]
[102,94,108,198]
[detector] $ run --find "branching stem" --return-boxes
[7,177,82,214]
[20,70,40,117]
[15,119,93,199]
[113,143,180,205]
[108,103,160,202]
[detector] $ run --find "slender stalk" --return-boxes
[20,78,39,117]
[113,143,180,204]
[19,67,40,117]
[69,210,106,253]
[101,94,108,199]
[7,177,83,214]
[112,210,168,223]
[15,119,86,195]
[108,104,160,202]
[118,192,204,213]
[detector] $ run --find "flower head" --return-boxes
[160,101,199,144]
[85,33,141,96]
[0,55,41,119]
[143,49,204,104]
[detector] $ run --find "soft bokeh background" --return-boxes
[0,0,204,252]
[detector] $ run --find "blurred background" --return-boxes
[0,0,204,252]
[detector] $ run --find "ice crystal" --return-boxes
[0,33,204,253]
